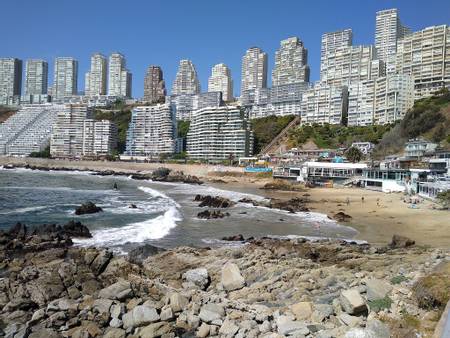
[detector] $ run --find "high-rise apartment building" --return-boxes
[50,104,93,157]
[272,37,310,86]
[143,65,166,103]
[208,63,233,101]
[241,47,268,95]
[300,83,348,125]
[320,45,378,87]
[172,60,201,96]
[320,29,353,77]
[375,8,411,74]
[167,91,223,121]
[347,74,414,126]
[24,59,48,96]
[53,57,78,99]
[85,53,107,96]
[125,104,176,157]
[396,25,450,99]
[108,52,132,98]
[0,58,22,105]
[82,119,117,157]
[187,106,253,161]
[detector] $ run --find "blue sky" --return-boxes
[2,0,450,98]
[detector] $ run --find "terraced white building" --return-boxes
[0,104,63,156]
[187,106,253,161]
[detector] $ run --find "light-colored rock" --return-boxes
[276,316,309,336]
[366,319,390,338]
[138,322,171,338]
[169,292,189,312]
[160,305,173,321]
[199,303,225,323]
[340,289,367,315]
[219,319,239,336]
[28,328,61,338]
[109,317,123,328]
[311,304,334,322]
[344,328,378,338]
[365,279,392,301]
[122,305,160,329]
[47,298,78,312]
[291,302,313,320]
[339,313,362,327]
[103,328,126,338]
[93,298,113,314]
[182,268,209,290]
[221,262,245,291]
[259,320,271,334]
[196,323,210,338]
[110,303,124,319]
[98,280,132,301]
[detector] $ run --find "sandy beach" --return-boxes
[1,157,449,248]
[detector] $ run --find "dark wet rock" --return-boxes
[74,201,103,215]
[128,244,166,265]
[194,195,235,208]
[389,234,415,248]
[197,210,230,219]
[221,234,245,241]
[329,212,352,222]
[268,197,309,213]
[151,167,203,185]
[129,204,137,209]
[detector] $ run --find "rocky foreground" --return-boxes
[0,224,449,338]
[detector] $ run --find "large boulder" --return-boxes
[122,305,160,329]
[75,201,103,215]
[199,303,225,323]
[221,262,245,291]
[197,210,230,219]
[182,268,209,290]
[276,316,310,336]
[128,244,165,265]
[98,280,132,300]
[340,289,367,315]
[291,301,313,320]
[366,279,392,301]
[389,234,415,248]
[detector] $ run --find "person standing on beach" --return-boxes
[346,197,350,206]
[361,196,365,203]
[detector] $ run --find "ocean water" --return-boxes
[0,168,359,253]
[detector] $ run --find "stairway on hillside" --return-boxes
[259,116,301,156]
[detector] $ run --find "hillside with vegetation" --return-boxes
[0,105,18,123]
[374,88,450,158]
[251,115,296,154]
[288,124,392,149]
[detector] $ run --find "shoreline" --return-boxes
[1,157,449,248]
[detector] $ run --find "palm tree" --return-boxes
[346,147,363,163]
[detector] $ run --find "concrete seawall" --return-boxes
[0,157,245,177]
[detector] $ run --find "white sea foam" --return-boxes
[74,206,182,246]
[0,205,48,215]
[138,186,170,199]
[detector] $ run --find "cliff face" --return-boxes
[0,224,448,338]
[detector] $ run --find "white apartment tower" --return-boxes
[187,106,253,161]
[320,45,378,87]
[125,104,176,157]
[50,104,93,157]
[25,59,48,96]
[320,29,353,79]
[53,57,78,99]
[82,119,118,157]
[396,25,450,99]
[375,8,411,74]
[172,60,201,96]
[272,37,310,86]
[85,53,107,96]
[0,58,22,105]
[108,52,132,98]
[208,63,233,101]
[241,47,268,95]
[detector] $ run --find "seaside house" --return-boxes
[404,138,437,159]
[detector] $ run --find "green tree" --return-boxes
[345,147,364,163]
[29,146,51,158]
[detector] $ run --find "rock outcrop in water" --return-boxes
[0,221,448,338]
[75,201,103,215]
[238,196,310,213]
[197,210,230,219]
[195,195,235,208]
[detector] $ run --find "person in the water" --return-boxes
[113,182,118,190]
